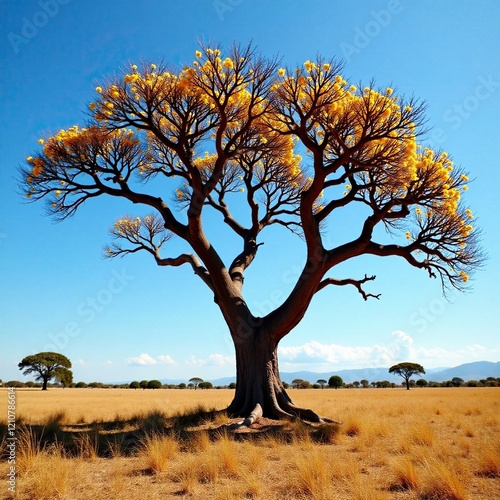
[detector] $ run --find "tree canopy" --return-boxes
[328,375,344,389]
[18,352,72,390]
[19,42,482,422]
[389,362,425,390]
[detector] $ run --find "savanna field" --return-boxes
[1,387,499,499]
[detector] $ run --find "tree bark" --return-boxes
[226,327,330,424]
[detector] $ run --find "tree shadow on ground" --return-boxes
[0,405,342,459]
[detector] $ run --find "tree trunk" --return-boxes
[42,378,48,391]
[226,328,329,423]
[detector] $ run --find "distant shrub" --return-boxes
[148,380,162,389]
[129,381,140,389]
[6,380,26,387]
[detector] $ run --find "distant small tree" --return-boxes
[198,381,213,389]
[148,380,162,389]
[291,378,304,389]
[228,382,237,389]
[360,379,369,388]
[317,379,327,389]
[388,362,425,390]
[376,380,391,388]
[129,381,140,389]
[139,380,149,390]
[18,352,72,391]
[189,377,203,390]
[451,377,464,387]
[353,381,360,388]
[76,381,88,388]
[7,381,26,388]
[179,383,187,389]
[466,380,482,387]
[328,375,343,390]
[416,378,428,387]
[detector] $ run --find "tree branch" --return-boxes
[316,274,380,300]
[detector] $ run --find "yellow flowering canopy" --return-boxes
[20,43,481,292]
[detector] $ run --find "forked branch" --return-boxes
[316,274,380,300]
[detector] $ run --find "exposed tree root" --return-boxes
[228,403,263,430]
[228,401,341,429]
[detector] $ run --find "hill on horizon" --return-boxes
[156,360,500,386]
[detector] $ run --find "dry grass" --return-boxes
[0,387,499,499]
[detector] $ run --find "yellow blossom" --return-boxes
[195,51,202,58]
[95,86,102,93]
[131,64,137,71]
[278,68,286,77]
[151,64,156,70]
[27,176,33,183]
[386,87,393,95]
[323,63,330,71]
[222,57,234,69]
[38,139,44,145]
[89,103,96,110]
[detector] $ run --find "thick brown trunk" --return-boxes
[226,328,328,423]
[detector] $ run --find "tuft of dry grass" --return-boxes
[411,421,435,447]
[22,449,72,500]
[73,427,100,461]
[139,432,179,473]
[418,457,469,500]
[476,442,500,478]
[388,454,418,491]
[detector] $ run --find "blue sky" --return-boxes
[1,0,499,384]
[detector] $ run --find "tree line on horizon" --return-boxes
[9,353,500,391]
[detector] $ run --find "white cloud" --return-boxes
[127,353,157,366]
[105,360,113,365]
[186,353,234,366]
[77,359,86,366]
[157,355,176,365]
[278,331,498,369]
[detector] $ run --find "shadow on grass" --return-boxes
[0,404,342,459]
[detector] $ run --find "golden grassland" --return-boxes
[1,387,499,499]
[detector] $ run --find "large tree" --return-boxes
[389,362,425,390]
[18,352,72,391]
[20,43,482,422]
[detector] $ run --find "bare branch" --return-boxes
[316,274,381,300]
